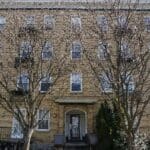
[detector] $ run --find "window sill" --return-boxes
[36,129,50,132]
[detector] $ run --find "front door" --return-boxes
[70,114,80,140]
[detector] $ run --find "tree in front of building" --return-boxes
[85,0,150,149]
[0,12,69,150]
[96,100,126,150]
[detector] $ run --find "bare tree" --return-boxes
[84,0,150,149]
[0,11,69,150]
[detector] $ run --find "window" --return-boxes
[143,16,150,31]
[70,73,82,92]
[100,72,112,92]
[0,16,6,30]
[25,16,35,28]
[20,41,32,59]
[122,73,135,92]
[40,75,52,93]
[117,15,127,28]
[71,16,82,32]
[17,74,29,92]
[44,15,55,29]
[71,41,82,59]
[121,42,133,61]
[98,42,109,60]
[11,109,26,139]
[42,42,53,60]
[37,109,50,131]
[97,15,108,32]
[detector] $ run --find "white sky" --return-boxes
[1,0,149,2]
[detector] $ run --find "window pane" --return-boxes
[72,83,81,91]
[101,73,112,92]
[41,83,51,92]
[38,120,48,129]
[71,73,82,92]
[44,15,55,29]
[97,16,108,31]
[72,42,81,59]
[71,17,81,31]
[0,16,6,30]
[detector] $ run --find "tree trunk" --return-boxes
[126,133,135,150]
[23,128,34,150]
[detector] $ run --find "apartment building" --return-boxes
[0,0,149,146]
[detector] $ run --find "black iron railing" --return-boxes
[0,127,12,140]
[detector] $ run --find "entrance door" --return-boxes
[70,114,80,140]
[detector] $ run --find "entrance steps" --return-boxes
[64,142,89,150]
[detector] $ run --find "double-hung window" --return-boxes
[20,41,32,60]
[71,41,82,59]
[17,74,29,92]
[122,73,135,92]
[121,42,132,61]
[71,16,82,32]
[100,72,112,92]
[0,16,6,30]
[25,16,35,28]
[98,42,109,60]
[70,73,82,92]
[42,42,53,60]
[11,109,26,139]
[40,75,52,93]
[97,15,108,32]
[37,109,50,131]
[144,16,150,32]
[117,15,127,28]
[44,15,55,30]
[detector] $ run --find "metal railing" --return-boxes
[0,127,12,140]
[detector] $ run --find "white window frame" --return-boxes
[44,15,55,30]
[98,42,109,60]
[96,15,108,32]
[71,41,82,60]
[17,74,29,92]
[42,42,53,60]
[100,72,112,93]
[11,108,26,139]
[70,73,82,93]
[36,109,50,131]
[71,16,82,32]
[0,16,6,30]
[39,75,52,93]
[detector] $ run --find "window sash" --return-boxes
[26,16,35,27]
[11,109,26,139]
[17,75,29,91]
[71,73,82,92]
[37,110,50,130]
[44,15,55,29]
[71,17,81,31]
[98,43,108,59]
[100,73,112,92]
[97,16,108,31]
[71,42,81,59]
